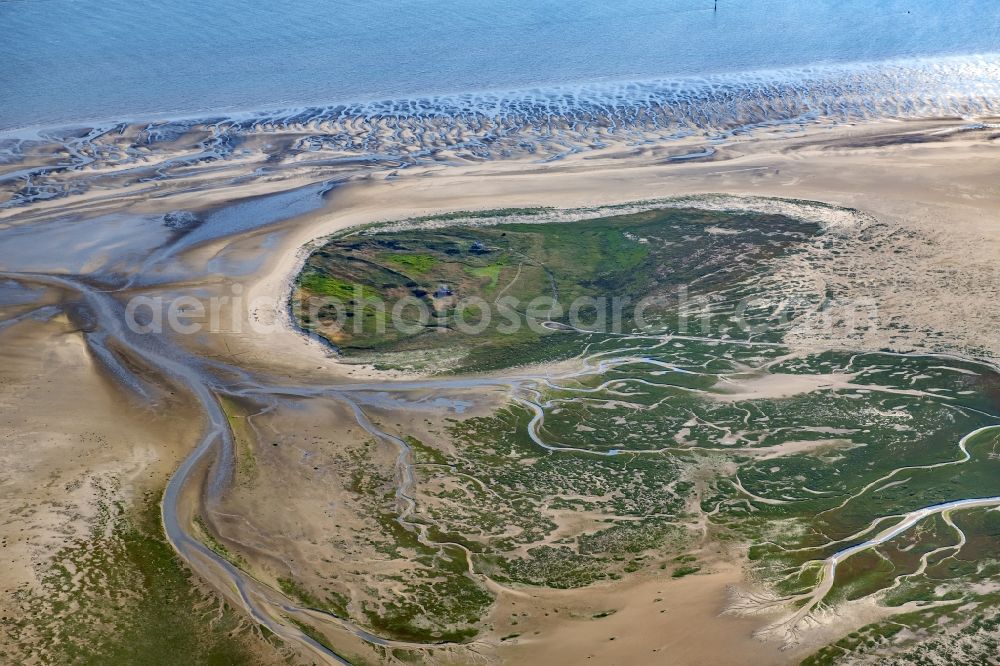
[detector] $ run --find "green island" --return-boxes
[293,207,820,372]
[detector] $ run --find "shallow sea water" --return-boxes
[2,0,999,130]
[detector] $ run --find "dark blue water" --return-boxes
[1,0,999,130]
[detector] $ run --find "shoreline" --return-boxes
[3,51,1000,138]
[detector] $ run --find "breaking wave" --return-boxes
[2,54,999,207]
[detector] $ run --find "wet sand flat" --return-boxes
[1,116,999,664]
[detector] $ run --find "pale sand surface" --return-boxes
[0,312,199,603]
[496,566,787,665]
[1,117,998,663]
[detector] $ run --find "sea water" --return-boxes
[1,0,999,131]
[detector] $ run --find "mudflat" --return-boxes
[2,116,999,664]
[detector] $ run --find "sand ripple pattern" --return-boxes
[2,55,1000,207]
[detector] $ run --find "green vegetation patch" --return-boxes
[671,565,701,578]
[387,253,439,274]
[468,262,504,289]
[299,271,374,301]
[292,207,820,372]
[0,490,281,665]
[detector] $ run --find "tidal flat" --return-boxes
[2,112,1000,665]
